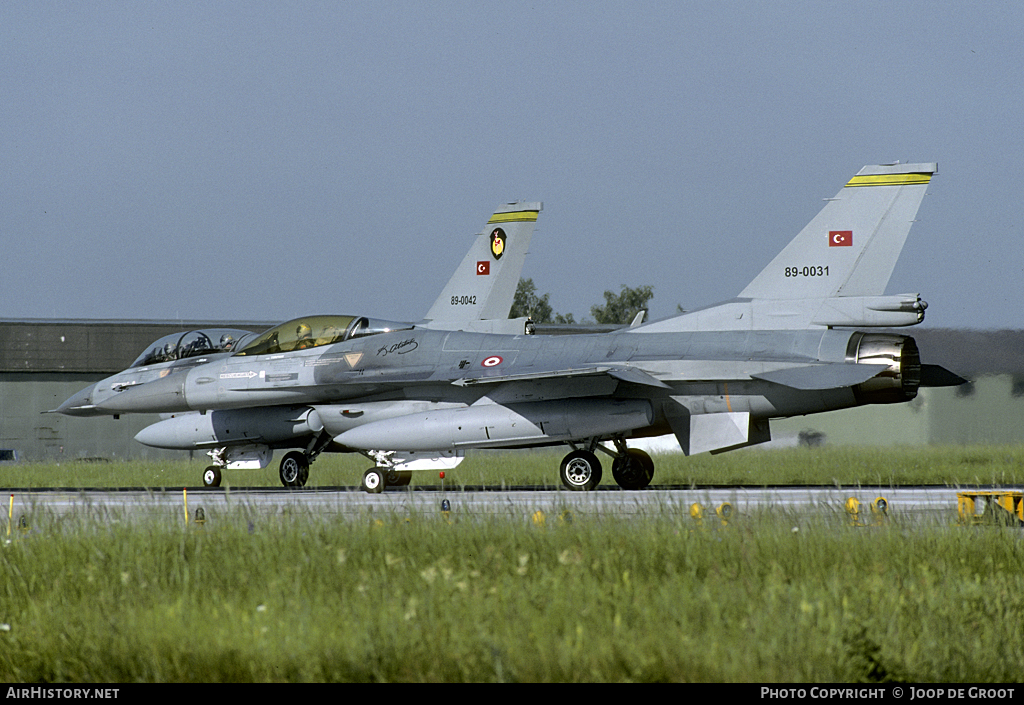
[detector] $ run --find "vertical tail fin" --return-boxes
[739,163,936,300]
[422,201,542,327]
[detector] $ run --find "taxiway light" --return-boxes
[690,503,705,520]
[873,497,888,514]
[716,502,733,522]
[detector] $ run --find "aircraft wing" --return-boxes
[750,363,889,390]
[455,361,911,393]
[452,365,671,389]
[753,361,967,390]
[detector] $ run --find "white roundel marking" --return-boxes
[482,355,503,367]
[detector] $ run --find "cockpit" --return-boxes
[233,315,414,356]
[129,329,256,368]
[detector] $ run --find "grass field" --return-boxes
[2,446,1023,682]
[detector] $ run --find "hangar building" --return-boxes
[1,319,271,462]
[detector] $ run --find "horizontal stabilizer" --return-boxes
[920,364,968,388]
[751,363,886,390]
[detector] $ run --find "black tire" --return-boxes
[559,450,602,491]
[611,448,655,490]
[362,468,386,494]
[202,466,222,488]
[279,451,309,488]
[386,469,413,486]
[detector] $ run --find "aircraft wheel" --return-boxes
[362,468,386,494]
[611,448,654,490]
[386,469,412,486]
[202,466,222,488]
[279,451,309,488]
[560,450,602,491]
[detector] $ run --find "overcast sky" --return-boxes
[3,2,1021,330]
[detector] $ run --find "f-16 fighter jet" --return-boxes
[61,165,963,491]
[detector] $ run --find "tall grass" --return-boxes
[2,506,1023,682]
[4,445,1024,489]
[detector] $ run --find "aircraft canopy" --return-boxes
[234,315,413,356]
[130,329,255,368]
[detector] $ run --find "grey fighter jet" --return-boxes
[63,164,964,491]
[54,201,542,485]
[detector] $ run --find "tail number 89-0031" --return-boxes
[785,266,829,278]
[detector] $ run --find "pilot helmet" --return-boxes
[220,334,235,349]
[296,323,312,339]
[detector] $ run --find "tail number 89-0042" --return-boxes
[451,295,477,305]
[785,266,829,278]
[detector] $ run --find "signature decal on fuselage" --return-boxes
[377,339,418,357]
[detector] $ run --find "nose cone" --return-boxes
[53,385,103,417]
[94,373,191,414]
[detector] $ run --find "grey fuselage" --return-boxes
[98,324,917,453]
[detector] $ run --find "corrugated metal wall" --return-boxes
[1,320,271,461]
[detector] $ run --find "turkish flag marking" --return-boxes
[829,230,853,247]
[477,261,490,275]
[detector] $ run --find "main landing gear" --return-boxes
[201,432,333,489]
[559,439,654,491]
[279,451,310,488]
[201,450,314,489]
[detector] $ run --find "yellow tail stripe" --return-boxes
[488,210,540,224]
[845,173,932,187]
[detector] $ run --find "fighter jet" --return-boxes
[63,163,964,492]
[52,328,260,417]
[54,201,542,485]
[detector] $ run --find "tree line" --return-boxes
[510,277,654,325]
